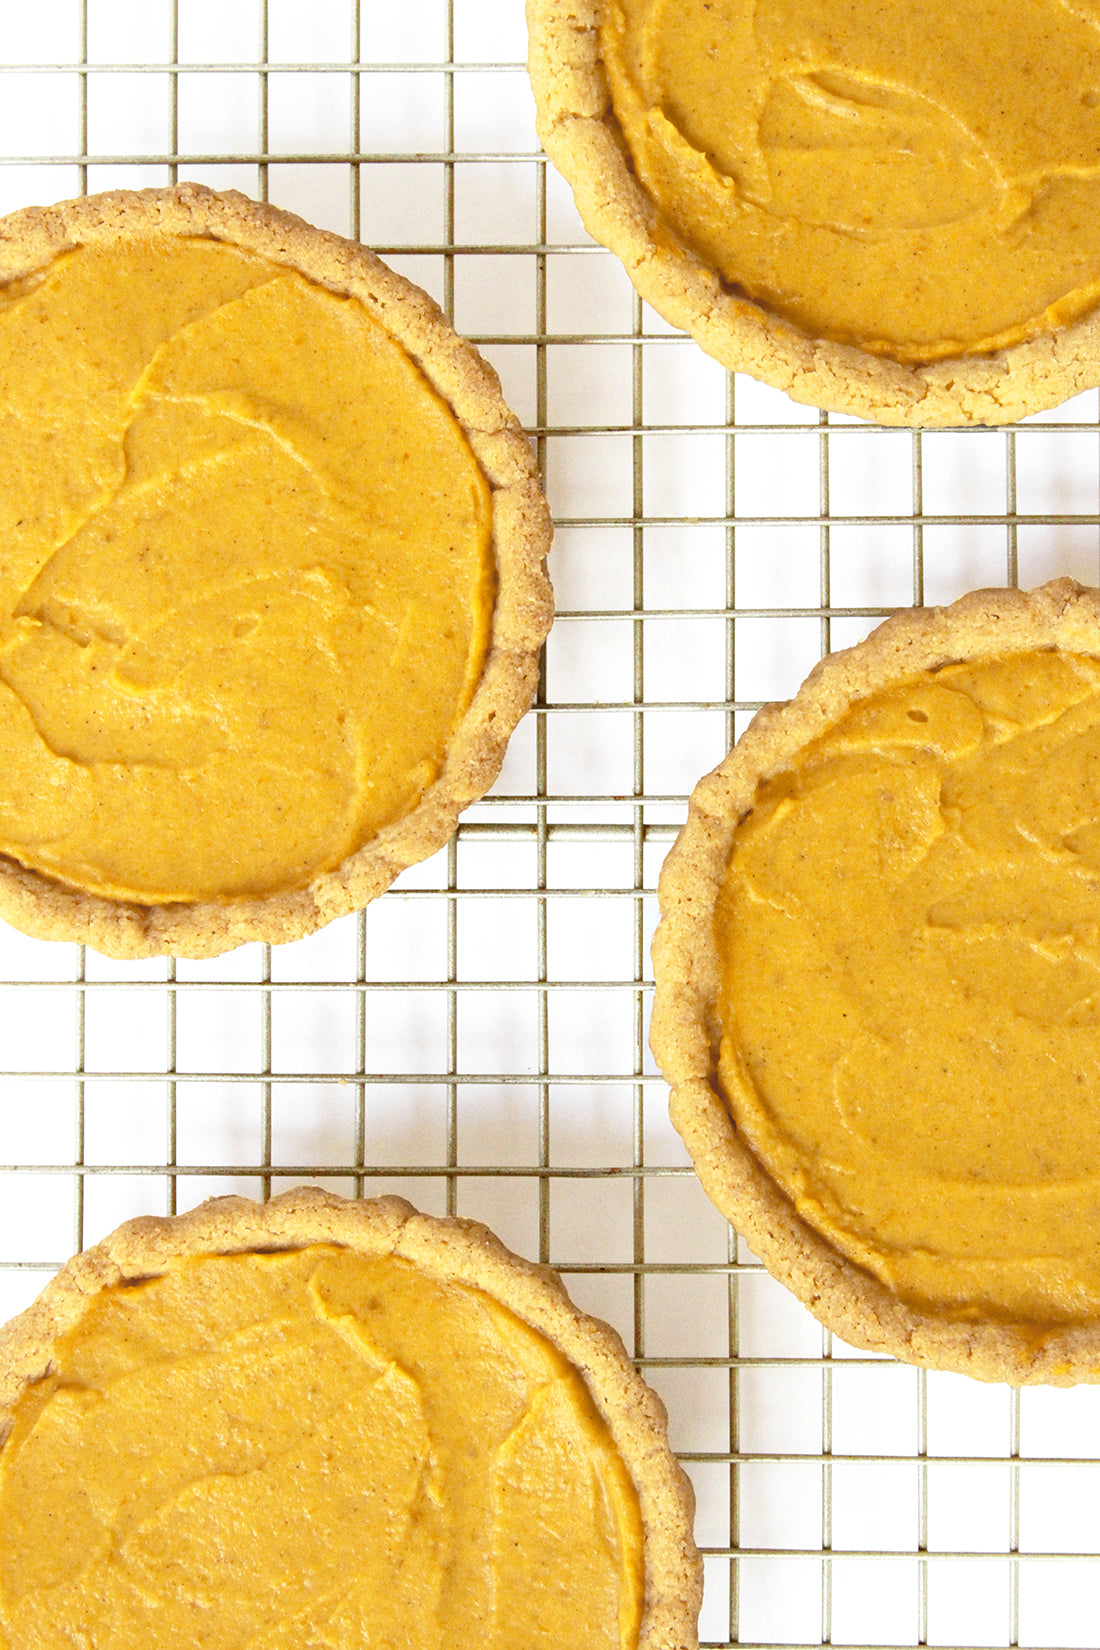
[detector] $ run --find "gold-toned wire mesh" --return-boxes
[2,2,1100,1645]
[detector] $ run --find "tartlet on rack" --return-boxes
[0,184,551,957]
[0,1187,701,1649]
[652,579,1100,1383]
[527,0,1100,425]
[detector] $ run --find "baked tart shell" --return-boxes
[0,1187,702,1649]
[0,185,552,958]
[652,579,1100,1384]
[527,0,1100,426]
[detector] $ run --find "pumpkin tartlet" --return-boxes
[0,1188,701,1650]
[0,185,551,957]
[527,0,1100,425]
[652,580,1100,1383]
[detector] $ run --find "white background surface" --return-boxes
[1,2,1100,1646]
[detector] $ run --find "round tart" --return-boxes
[527,0,1100,425]
[0,1187,701,1649]
[652,580,1100,1383]
[0,185,551,957]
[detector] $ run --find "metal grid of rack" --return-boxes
[2,2,1100,1646]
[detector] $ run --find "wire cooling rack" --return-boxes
[3,3,1100,1647]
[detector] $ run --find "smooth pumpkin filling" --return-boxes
[0,237,495,903]
[716,649,1100,1326]
[601,0,1100,362]
[0,1245,646,1649]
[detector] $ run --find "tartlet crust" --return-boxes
[651,578,1100,1385]
[0,184,552,959]
[526,0,1100,427]
[0,1187,702,1650]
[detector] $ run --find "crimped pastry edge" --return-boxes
[0,1187,702,1650]
[651,578,1100,1384]
[0,183,553,957]
[526,0,1100,427]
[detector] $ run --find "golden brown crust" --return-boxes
[651,578,1100,1384]
[0,1187,701,1650]
[0,184,552,958]
[526,0,1100,426]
